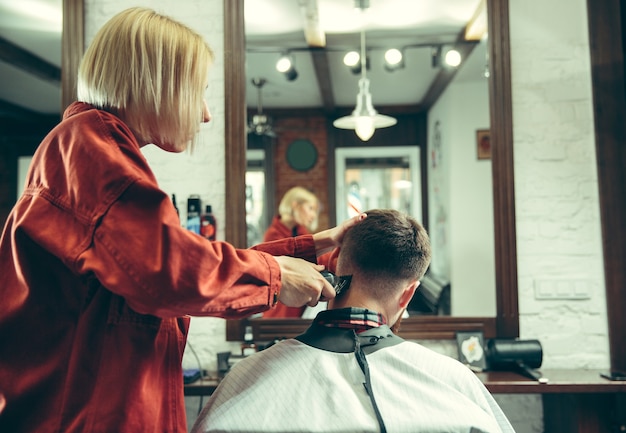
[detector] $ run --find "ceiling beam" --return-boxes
[298,0,326,47]
[298,0,334,112]
[0,98,42,120]
[0,98,59,125]
[298,0,335,113]
[0,36,61,84]
[310,48,335,112]
[465,0,488,41]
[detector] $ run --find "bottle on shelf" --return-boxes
[186,195,201,234]
[200,205,217,241]
[241,325,256,356]
[171,194,179,220]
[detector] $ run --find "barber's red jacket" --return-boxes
[0,102,318,433]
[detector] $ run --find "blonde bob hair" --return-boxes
[278,186,319,231]
[77,7,214,149]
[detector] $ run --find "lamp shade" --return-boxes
[333,77,397,141]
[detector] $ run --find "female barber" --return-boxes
[0,8,363,433]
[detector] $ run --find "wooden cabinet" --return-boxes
[478,369,626,433]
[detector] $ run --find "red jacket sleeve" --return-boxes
[77,180,316,319]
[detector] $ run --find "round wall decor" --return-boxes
[286,139,318,171]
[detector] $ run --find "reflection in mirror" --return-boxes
[335,146,421,224]
[245,149,269,247]
[244,0,492,317]
[426,48,496,317]
[225,0,518,340]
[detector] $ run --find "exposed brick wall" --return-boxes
[273,115,330,231]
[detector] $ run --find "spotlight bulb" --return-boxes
[384,48,402,66]
[343,51,360,67]
[276,56,293,73]
[444,49,462,67]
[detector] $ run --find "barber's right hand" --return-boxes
[274,256,336,307]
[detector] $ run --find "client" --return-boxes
[192,209,514,433]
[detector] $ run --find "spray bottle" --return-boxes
[200,205,217,241]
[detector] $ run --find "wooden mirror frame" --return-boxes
[224,0,519,341]
[61,0,517,341]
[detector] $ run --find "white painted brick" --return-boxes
[85,0,228,375]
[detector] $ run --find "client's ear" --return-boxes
[398,280,419,309]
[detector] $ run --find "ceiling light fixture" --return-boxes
[276,53,298,81]
[343,50,370,75]
[444,48,462,67]
[383,48,404,72]
[248,78,276,137]
[333,29,397,141]
[431,46,463,68]
[431,46,442,68]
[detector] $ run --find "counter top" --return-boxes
[477,369,626,394]
[184,369,626,396]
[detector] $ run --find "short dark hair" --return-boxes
[338,209,431,284]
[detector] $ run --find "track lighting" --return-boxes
[383,48,404,72]
[444,48,462,67]
[431,46,462,68]
[276,53,298,81]
[343,50,370,75]
[431,46,442,68]
[343,50,360,73]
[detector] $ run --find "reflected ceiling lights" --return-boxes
[343,50,369,74]
[276,53,298,81]
[383,48,404,72]
[247,77,276,137]
[444,49,462,67]
[431,46,463,68]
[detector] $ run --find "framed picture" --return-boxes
[476,129,491,160]
[456,331,488,371]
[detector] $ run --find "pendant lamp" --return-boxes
[333,29,396,141]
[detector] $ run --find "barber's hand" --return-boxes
[274,256,335,307]
[312,212,367,256]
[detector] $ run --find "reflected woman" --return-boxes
[263,186,320,241]
[263,186,320,318]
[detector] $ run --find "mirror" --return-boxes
[226,0,517,340]
[243,0,493,317]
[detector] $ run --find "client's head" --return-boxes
[332,209,432,326]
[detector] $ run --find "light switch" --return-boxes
[534,279,591,300]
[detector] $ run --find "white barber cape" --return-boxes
[191,332,514,433]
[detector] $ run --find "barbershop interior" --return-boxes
[0,0,625,432]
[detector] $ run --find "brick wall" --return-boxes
[273,115,330,231]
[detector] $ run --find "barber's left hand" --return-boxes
[312,212,367,256]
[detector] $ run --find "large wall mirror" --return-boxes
[225,0,519,340]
